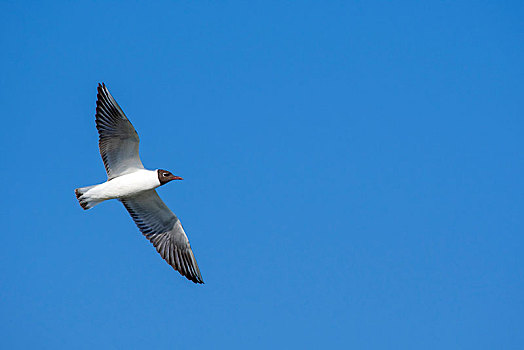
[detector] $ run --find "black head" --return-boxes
[157,169,183,185]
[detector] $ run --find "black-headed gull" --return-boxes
[75,83,204,284]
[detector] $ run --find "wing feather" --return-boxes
[120,190,204,284]
[95,83,144,179]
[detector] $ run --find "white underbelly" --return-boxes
[86,170,159,200]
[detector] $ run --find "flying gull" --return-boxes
[75,83,204,284]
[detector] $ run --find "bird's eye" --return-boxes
[163,173,169,177]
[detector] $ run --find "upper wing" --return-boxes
[120,190,204,284]
[95,83,144,180]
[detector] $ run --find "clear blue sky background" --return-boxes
[1,1,522,349]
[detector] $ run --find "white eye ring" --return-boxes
[163,173,169,177]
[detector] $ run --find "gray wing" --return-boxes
[95,83,144,180]
[120,190,204,284]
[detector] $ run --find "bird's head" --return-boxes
[157,169,183,186]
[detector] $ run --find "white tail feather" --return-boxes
[74,185,102,210]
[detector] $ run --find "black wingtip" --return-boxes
[177,266,204,284]
[187,277,204,284]
[191,274,205,284]
[173,255,204,284]
[97,82,109,95]
[189,277,205,284]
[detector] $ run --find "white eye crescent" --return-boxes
[163,173,169,177]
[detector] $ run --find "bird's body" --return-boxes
[76,169,160,207]
[75,83,204,284]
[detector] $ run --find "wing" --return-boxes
[120,190,204,284]
[95,83,144,180]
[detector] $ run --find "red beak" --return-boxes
[173,176,183,180]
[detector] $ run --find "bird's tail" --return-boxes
[74,185,102,210]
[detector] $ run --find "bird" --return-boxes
[74,83,204,284]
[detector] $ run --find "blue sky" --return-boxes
[1,1,523,348]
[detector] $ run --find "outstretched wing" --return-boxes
[95,83,144,180]
[120,190,204,284]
